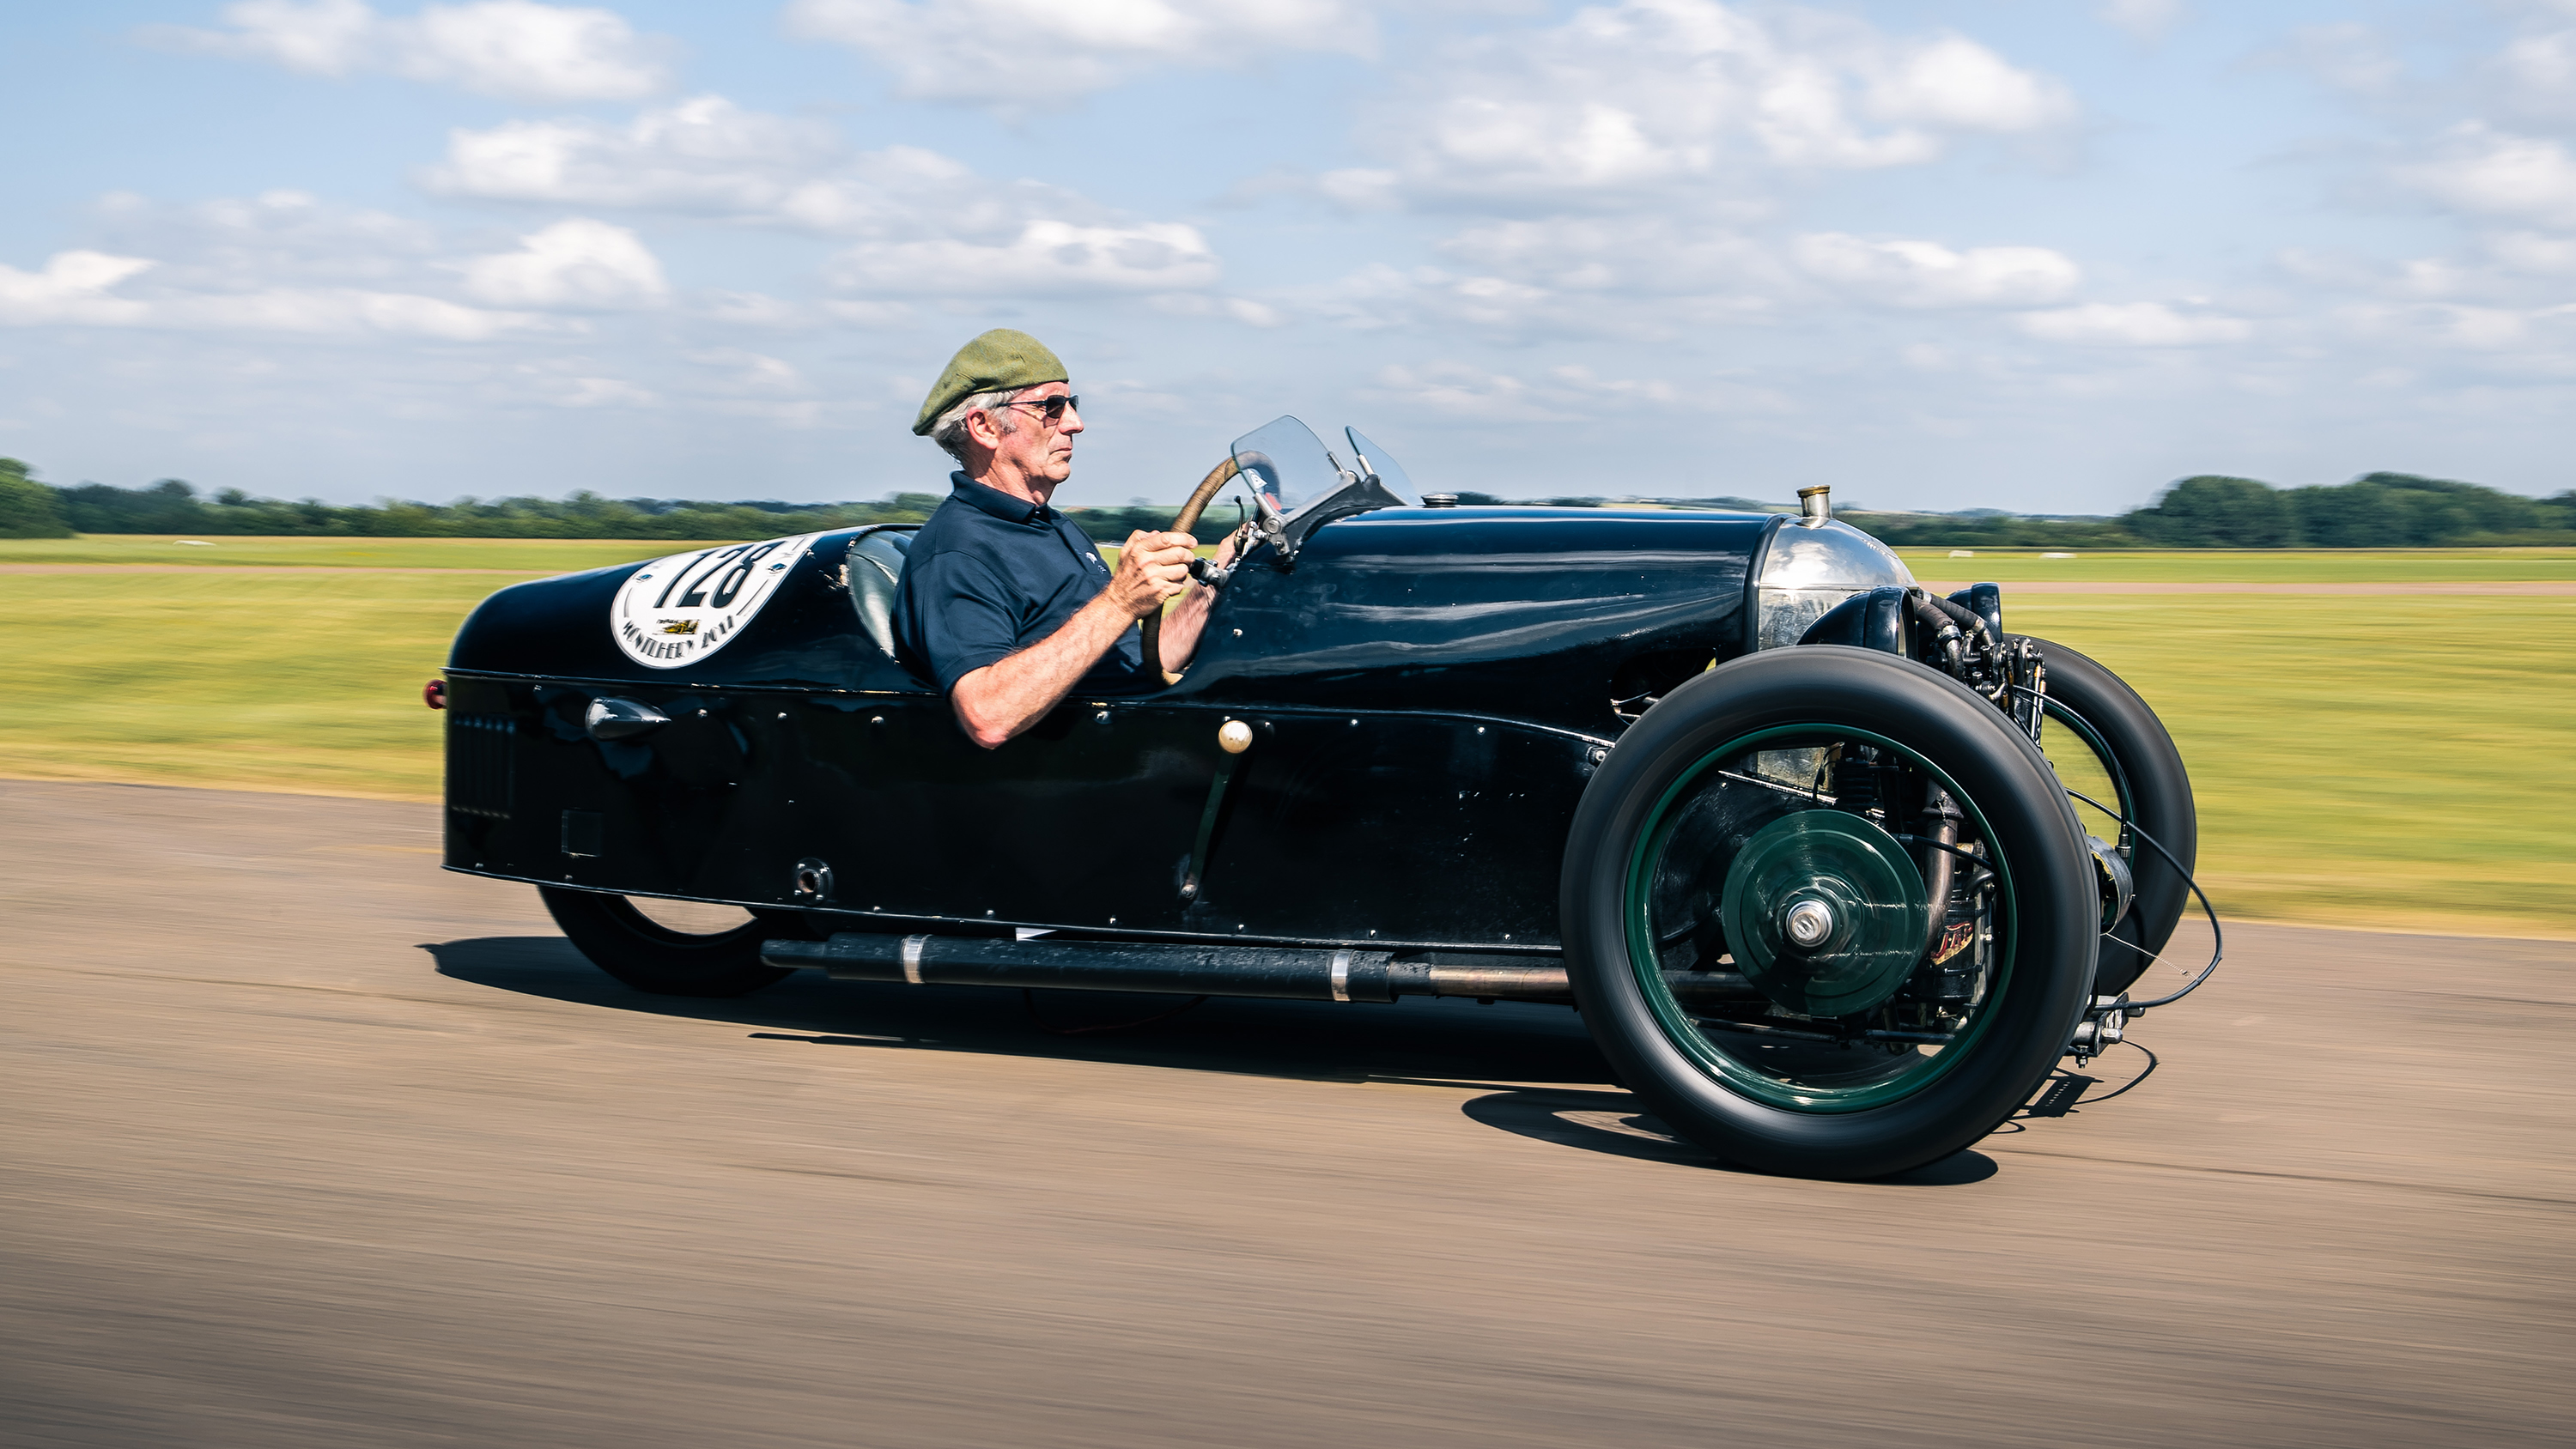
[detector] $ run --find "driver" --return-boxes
[894,329,1231,749]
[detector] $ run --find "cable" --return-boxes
[1892,833,1999,880]
[2080,1040,2160,1103]
[2061,785,2224,1010]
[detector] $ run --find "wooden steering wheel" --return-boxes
[1138,455,1240,679]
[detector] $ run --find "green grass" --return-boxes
[1897,547,2576,583]
[2012,596,2573,938]
[2,572,486,799]
[5,563,2567,937]
[0,534,696,571]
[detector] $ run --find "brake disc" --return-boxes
[1720,809,1930,1019]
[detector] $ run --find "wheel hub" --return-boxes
[1721,809,1930,1019]
[1782,898,1836,949]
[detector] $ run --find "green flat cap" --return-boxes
[912,329,1067,436]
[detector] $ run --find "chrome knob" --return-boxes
[1783,899,1835,949]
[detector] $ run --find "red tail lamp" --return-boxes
[423,679,447,710]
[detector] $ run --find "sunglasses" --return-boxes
[999,395,1080,424]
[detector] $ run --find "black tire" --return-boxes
[2019,636,2198,995]
[1561,646,2099,1179]
[539,887,798,997]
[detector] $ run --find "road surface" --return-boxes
[3,779,2567,1447]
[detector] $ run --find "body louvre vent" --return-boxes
[447,712,516,819]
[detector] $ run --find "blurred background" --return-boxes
[4,1,2573,514]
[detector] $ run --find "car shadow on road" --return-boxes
[1455,1088,1999,1184]
[425,934,1996,1185]
[422,932,1611,1086]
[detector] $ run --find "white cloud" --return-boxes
[547,374,659,407]
[2098,0,2186,44]
[1332,0,2074,206]
[1307,221,2075,343]
[425,96,1231,301]
[1363,362,1581,422]
[94,189,445,289]
[3,195,559,340]
[1863,36,2072,135]
[168,288,544,338]
[2490,22,2576,123]
[173,0,376,72]
[420,95,844,210]
[2016,302,2251,346]
[457,218,669,309]
[2399,125,2576,230]
[2271,23,2403,97]
[0,252,157,325]
[686,349,807,394]
[1288,217,1795,343]
[2324,296,2576,356]
[823,220,1218,295]
[2489,230,2576,274]
[783,0,1374,109]
[1793,233,2080,307]
[151,0,670,100]
[1148,294,1286,327]
[0,242,544,339]
[1438,218,1782,293]
[1362,360,1780,423]
[423,96,1187,246]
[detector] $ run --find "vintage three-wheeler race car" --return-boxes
[436,417,2212,1179]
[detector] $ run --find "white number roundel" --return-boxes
[609,533,823,670]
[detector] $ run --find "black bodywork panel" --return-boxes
[445,505,1777,952]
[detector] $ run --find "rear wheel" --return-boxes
[2019,636,2197,995]
[539,887,799,997]
[1561,647,2099,1179]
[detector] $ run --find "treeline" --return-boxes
[3,458,2569,548]
[0,467,945,542]
[2111,472,2574,548]
[1475,472,2576,549]
[0,463,1210,546]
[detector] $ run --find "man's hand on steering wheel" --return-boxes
[1109,530,1197,620]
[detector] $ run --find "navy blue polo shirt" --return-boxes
[893,472,1151,694]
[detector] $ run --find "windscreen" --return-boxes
[1343,427,1419,505]
[1230,415,1348,516]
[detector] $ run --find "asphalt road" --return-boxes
[3,779,2567,1448]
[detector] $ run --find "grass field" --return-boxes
[1894,547,2576,583]
[5,548,2567,937]
[2008,596,2571,937]
[5,572,487,801]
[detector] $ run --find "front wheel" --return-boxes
[540,887,799,997]
[1561,647,2099,1179]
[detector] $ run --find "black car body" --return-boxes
[441,418,2205,1178]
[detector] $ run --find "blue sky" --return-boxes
[3,1,2571,512]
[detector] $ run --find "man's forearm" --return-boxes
[948,592,1137,749]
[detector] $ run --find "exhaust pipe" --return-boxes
[762,933,1766,1009]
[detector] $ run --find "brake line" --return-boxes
[2078,1040,2160,1102]
[2061,786,2224,1011]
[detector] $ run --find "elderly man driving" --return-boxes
[893,330,1227,749]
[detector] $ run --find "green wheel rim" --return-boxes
[1619,724,2020,1113]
